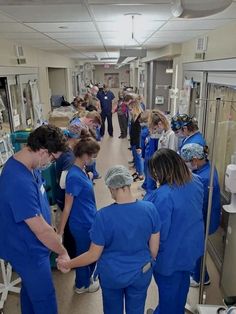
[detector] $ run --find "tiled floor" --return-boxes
[2,116,224,313]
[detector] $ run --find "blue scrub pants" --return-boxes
[131,145,144,176]
[11,255,57,314]
[69,224,96,288]
[101,268,152,314]
[192,257,209,283]
[153,271,190,314]
[142,158,156,192]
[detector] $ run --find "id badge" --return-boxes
[40,184,45,195]
[104,96,108,100]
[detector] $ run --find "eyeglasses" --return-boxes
[49,153,57,163]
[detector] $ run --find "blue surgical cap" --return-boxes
[105,165,133,189]
[181,143,206,161]
[63,129,79,139]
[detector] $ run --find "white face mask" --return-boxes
[140,122,148,127]
[186,161,197,171]
[175,131,185,139]
[37,158,52,172]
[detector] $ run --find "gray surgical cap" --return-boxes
[181,143,205,161]
[105,165,133,189]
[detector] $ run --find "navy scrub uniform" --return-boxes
[0,157,57,314]
[90,200,161,314]
[144,174,205,314]
[66,165,97,289]
[97,90,115,137]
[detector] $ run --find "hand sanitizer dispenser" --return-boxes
[223,164,236,213]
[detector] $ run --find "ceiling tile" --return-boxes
[0,11,16,21]
[0,5,91,22]
[58,38,102,44]
[25,22,96,32]
[87,0,170,3]
[90,4,172,21]
[45,31,99,39]
[0,22,32,32]
[161,19,234,31]
[0,32,48,39]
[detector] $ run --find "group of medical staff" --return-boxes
[0,107,221,314]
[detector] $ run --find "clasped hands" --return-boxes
[56,253,71,274]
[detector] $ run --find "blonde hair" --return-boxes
[139,110,150,123]
[149,109,169,131]
[130,99,143,121]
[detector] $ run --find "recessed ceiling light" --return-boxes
[124,13,142,16]
[59,26,68,29]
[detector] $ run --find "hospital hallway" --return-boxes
[3,117,224,314]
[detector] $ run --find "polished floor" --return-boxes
[2,116,223,313]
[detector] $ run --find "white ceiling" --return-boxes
[0,0,235,63]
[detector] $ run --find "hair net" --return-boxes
[181,143,206,161]
[63,128,79,139]
[105,165,133,189]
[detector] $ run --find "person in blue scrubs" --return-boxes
[171,113,206,151]
[58,134,100,294]
[55,130,77,258]
[97,84,115,137]
[57,165,160,314]
[0,125,69,314]
[181,143,221,287]
[144,148,205,314]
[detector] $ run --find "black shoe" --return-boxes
[128,147,132,150]
[109,135,113,137]
[146,309,154,314]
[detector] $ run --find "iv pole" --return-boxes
[184,97,221,313]
[199,97,221,304]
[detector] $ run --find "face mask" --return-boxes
[186,161,197,171]
[140,122,148,127]
[37,160,52,172]
[175,131,185,139]
[85,158,96,166]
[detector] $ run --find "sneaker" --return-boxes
[74,280,100,294]
[146,309,154,314]
[134,176,144,182]
[128,160,134,164]
[94,175,102,180]
[190,277,211,288]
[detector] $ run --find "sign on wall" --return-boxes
[104,73,119,88]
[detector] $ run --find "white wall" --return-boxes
[94,65,130,98]
[48,68,67,97]
[0,37,74,117]
[173,20,236,88]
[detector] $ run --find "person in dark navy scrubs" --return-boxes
[0,125,68,314]
[57,165,160,314]
[97,84,115,137]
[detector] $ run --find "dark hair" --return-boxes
[73,133,100,158]
[27,125,67,154]
[148,148,192,186]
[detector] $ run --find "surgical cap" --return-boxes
[105,165,133,189]
[181,143,206,161]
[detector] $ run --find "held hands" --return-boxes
[56,252,71,274]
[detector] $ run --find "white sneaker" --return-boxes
[190,277,211,288]
[74,280,100,294]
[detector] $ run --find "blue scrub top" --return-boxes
[144,174,205,276]
[193,161,221,234]
[55,148,75,209]
[97,90,115,113]
[66,165,96,229]
[180,131,206,150]
[90,200,161,289]
[144,136,159,160]
[0,157,51,261]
